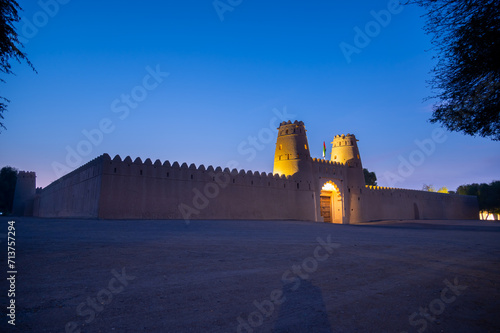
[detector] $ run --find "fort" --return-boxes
[13,120,478,222]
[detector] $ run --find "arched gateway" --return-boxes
[320,181,344,224]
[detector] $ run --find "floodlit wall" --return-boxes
[36,157,103,218]
[312,158,348,180]
[34,154,479,222]
[32,120,479,223]
[309,157,478,223]
[350,186,479,223]
[98,154,317,220]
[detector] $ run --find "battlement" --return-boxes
[364,184,476,197]
[311,157,344,166]
[333,133,356,139]
[310,158,350,181]
[17,171,36,178]
[276,120,307,137]
[278,120,305,127]
[332,133,358,147]
[102,154,312,191]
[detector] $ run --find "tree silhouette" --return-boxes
[423,185,449,193]
[457,181,500,218]
[407,0,500,140]
[0,0,36,132]
[363,168,377,186]
[422,184,435,192]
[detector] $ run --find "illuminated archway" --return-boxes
[320,181,343,224]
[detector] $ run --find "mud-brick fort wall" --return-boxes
[35,157,103,218]
[28,120,478,222]
[98,154,316,220]
[35,154,318,220]
[349,186,479,223]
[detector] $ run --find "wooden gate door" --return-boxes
[320,195,331,222]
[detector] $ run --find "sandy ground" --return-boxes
[0,217,499,333]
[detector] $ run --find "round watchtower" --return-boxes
[273,120,313,179]
[331,134,362,168]
[331,133,365,189]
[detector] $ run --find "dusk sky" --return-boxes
[1,0,498,190]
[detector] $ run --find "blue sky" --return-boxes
[1,0,498,189]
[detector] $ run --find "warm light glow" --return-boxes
[322,183,336,191]
[273,164,299,176]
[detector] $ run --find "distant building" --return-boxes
[15,121,478,222]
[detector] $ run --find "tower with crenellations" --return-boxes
[12,171,36,216]
[331,134,361,166]
[331,134,365,188]
[273,120,313,181]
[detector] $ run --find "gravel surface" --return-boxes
[0,217,499,333]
